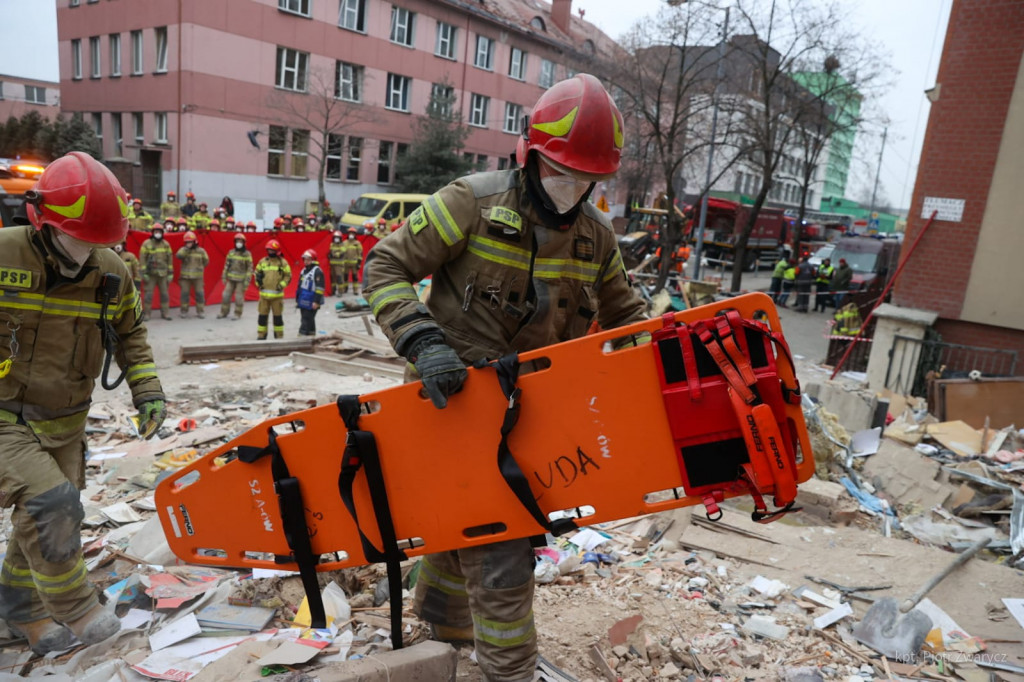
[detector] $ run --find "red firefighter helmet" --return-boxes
[199,201,207,208]
[347,227,357,234]
[25,151,130,245]
[132,197,142,206]
[247,221,257,228]
[183,230,197,242]
[332,230,343,239]
[210,219,221,228]
[163,218,174,227]
[515,73,624,180]
[233,232,246,241]
[167,191,176,199]
[225,216,236,223]
[273,217,285,228]
[307,213,316,220]
[291,217,304,227]
[377,217,387,225]
[185,191,195,200]
[176,216,188,225]
[266,239,282,251]
[301,249,317,260]
[322,200,330,208]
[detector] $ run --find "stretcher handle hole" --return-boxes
[362,400,382,414]
[548,505,595,522]
[463,522,508,539]
[644,487,688,504]
[287,419,306,433]
[196,547,228,559]
[244,551,278,562]
[753,310,773,329]
[602,332,649,354]
[398,537,425,550]
[211,449,239,469]
[518,357,552,377]
[172,470,201,491]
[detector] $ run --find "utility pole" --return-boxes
[690,6,730,281]
[868,126,887,221]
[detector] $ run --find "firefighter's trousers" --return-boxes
[257,296,284,339]
[221,281,247,317]
[330,266,345,296]
[0,422,98,626]
[144,275,170,317]
[341,264,360,294]
[179,278,205,315]
[413,538,537,682]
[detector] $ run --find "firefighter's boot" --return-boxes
[430,623,475,643]
[65,604,121,646]
[11,618,74,656]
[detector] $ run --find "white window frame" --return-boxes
[290,129,309,178]
[539,58,554,88]
[336,61,362,102]
[276,46,309,92]
[71,39,82,80]
[25,86,46,105]
[109,33,121,76]
[385,73,410,112]
[278,0,311,17]
[89,36,100,78]
[155,112,168,144]
[508,47,526,81]
[92,112,103,140]
[390,6,414,47]
[132,112,144,142]
[346,136,362,181]
[111,113,122,155]
[474,35,493,70]
[503,102,521,134]
[268,125,287,175]
[469,93,489,128]
[338,0,366,33]
[130,30,143,75]
[326,133,343,179]
[435,21,456,60]
[155,27,168,73]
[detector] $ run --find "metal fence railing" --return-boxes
[884,332,1018,397]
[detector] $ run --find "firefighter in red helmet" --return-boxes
[175,230,209,318]
[362,74,645,681]
[339,227,363,295]
[254,239,291,339]
[219,232,253,319]
[0,152,165,654]
[328,229,346,296]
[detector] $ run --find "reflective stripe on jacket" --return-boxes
[223,249,253,283]
[140,238,173,277]
[341,240,363,265]
[328,244,346,267]
[176,246,209,279]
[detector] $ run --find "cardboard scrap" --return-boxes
[927,421,983,458]
[145,571,224,609]
[196,603,275,632]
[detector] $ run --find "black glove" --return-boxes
[409,336,467,409]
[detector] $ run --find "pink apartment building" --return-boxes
[56,0,622,222]
[0,73,61,122]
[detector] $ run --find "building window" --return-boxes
[503,102,521,134]
[326,133,343,179]
[155,112,168,143]
[268,125,287,175]
[394,142,408,184]
[338,0,366,32]
[111,113,122,156]
[335,61,362,102]
[582,39,595,55]
[132,112,144,142]
[497,157,509,170]
[71,39,82,79]
[155,27,168,73]
[130,30,142,74]
[109,34,121,76]
[474,35,493,70]
[508,47,526,81]
[435,21,456,60]
[377,140,393,184]
[70,0,79,6]
[476,154,487,169]
[539,59,554,88]
[530,16,545,31]
[25,86,46,105]
[390,7,414,47]
[0,82,4,100]
[430,82,453,117]
[469,93,489,128]
[92,113,103,141]
[89,36,100,78]
[347,136,362,181]
[278,0,311,17]
[276,47,309,92]
[386,73,410,112]
[290,129,309,178]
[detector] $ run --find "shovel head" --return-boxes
[852,597,934,662]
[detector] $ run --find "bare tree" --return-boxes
[266,66,375,210]
[605,5,744,293]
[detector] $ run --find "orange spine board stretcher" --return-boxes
[156,292,814,573]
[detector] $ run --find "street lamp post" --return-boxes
[690,6,730,281]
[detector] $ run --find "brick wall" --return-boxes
[894,0,1024,373]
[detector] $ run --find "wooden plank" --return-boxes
[179,338,314,363]
[290,352,405,379]
[321,330,397,357]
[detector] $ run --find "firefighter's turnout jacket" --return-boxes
[175,245,209,280]
[363,169,647,363]
[140,237,174,279]
[223,248,253,283]
[0,226,164,446]
[255,256,291,298]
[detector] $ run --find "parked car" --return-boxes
[808,243,835,269]
[338,192,428,233]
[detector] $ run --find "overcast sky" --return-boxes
[0,0,950,210]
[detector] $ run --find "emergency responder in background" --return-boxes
[170,216,186,233]
[769,257,788,304]
[224,216,236,233]
[340,228,363,295]
[115,241,142,293]
[175,231,209,318]
[140,224,173,320]
[321,199,335,223]
[780,259,797,308]
[213,206,228,225]
[306,214,318,231]
[814,257,834,313]
[0,152,166,655]
[296,249,325,336]
[128,198,153,232]
[192,202,211,231]
[364,74,646,682]
[180,192,198,218]
[254,240,291,339]
[161,217,175,233]
[290,217,304,232]
[831,257,853,309]
[209,219,221,231]
[246,221,258,233]
[159,191,180,220]
[372,217,389,239]
[272,217,285,232]
[219,232,253,319]
[328,230,346,296]
[794,255,814,313]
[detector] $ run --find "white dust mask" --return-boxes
[52,230,94,276]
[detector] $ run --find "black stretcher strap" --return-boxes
[337,395,406,650]
[486,354,579,538]
[237,429,326,629]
